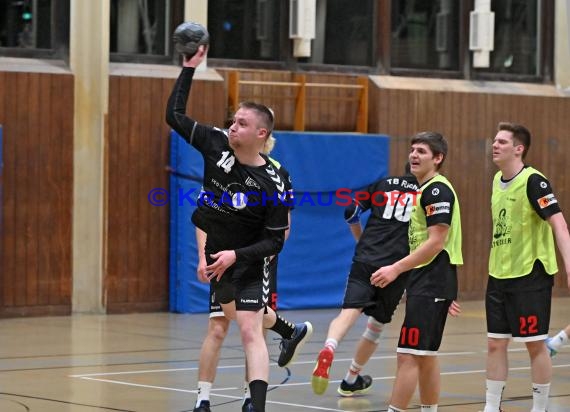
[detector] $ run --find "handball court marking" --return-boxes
[70,347,570,411]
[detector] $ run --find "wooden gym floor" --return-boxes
[0,297,569,411]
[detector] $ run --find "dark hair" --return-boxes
[239,101,274,137]
[410,131,448,169]
[404,161,411,175]
[497,122,531,159]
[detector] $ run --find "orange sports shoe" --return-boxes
[311,347,334,395]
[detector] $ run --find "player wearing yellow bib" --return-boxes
[371,131,462,412]
[482,122,570,412]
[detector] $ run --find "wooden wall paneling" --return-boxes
[37,73,53,306]
[304,74,317,131]
[449,92,475,298]
[282,72,298,130]
[345,77,359,132]
[377,85,386,135]
[0,70,4,118]
[139,75,171,307]
[14,73,29,307]
[559,98,570,291]
[452,91,467,142]
[149,77,171,306]
[26,72,40,306]
[126,76,142,304]
[0,70,4,307]
[545,97,570,292]
[218,69,367,133]
[51,73,73,308]
[137,76,152,303]
[213,78,230,126]
[447,91,465,292]
[489,92,503,126]
[475,94,491,299]
[538,97,556,177]
[542,97,559,182]
[388,135,411,175]
[155,77,178,305]
[0,71,72,316]
[377,87,391,135]
[309,74,328,131]
[139,76,154,304]
[532,96,546,177]
[375,87,390,134]
[455,92,491,299]
[327,74,358,132]
[105,75,120,307]
[399,89,415,137]
[114,76,132,304]
[367,84,378,134]
[1,72,17,308]
[416,90,436,133]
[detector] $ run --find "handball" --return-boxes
[172,21,210,57]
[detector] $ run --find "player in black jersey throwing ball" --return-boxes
[311,164,419,396]
[166,46,311,412]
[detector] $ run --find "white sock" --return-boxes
[324,338,338,352]
[420,405,437,411]
[548,330,568,350]
[531,382,550,412]
[344,360,363,384]
[243,381,250,403]
[484,379,505,412]
[387,406,404,412]
[196,381,212,406]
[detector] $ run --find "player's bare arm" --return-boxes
[547,212,570,288]
[370,223,448,287]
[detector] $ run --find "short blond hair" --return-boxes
[263,107,276,154]
[263,134,276,154]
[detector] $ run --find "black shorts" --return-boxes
[342,261,408,324]
[396,295,451,355]
[209,256,278,315]
[485,266,553,342]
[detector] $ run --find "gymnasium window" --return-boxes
[207,0,282,63]
[390,0,460,71]
[475,0,545,79]
[109,0,184,64]
[320,0,375,67]
[0,0,69,59]
[386,0,552,82]
[206,0,375,71]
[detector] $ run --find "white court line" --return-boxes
[258,364,570,388]
[69,349,570,411]
[70,361,288,378]
[76,377,347,412]
[69,351,477,378]
[74,364,570,411]
[70,345,565,378]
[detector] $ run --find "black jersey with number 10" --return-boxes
[353,176,419,267]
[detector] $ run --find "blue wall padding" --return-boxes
[169,130,389,313]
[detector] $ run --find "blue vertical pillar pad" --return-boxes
[169,130,208,312]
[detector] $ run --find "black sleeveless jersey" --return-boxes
[353,175,419,267]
